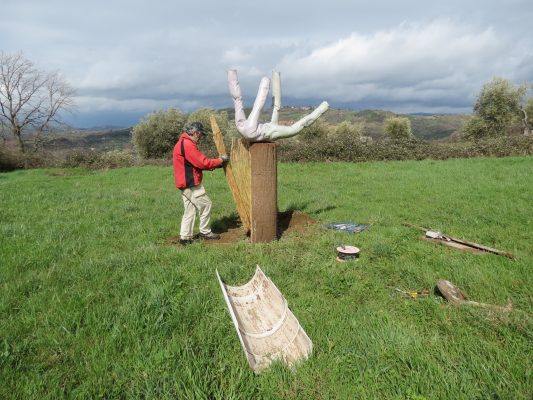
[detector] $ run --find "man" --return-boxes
[173,122,229,245]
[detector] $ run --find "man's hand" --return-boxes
[220,154,230,164]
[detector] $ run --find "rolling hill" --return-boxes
[39,109,469,151]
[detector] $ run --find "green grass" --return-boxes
[1,157,532,399]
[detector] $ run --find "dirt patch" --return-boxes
[208,226,247,245]
[277,210,318,237]
[164,210,318,246]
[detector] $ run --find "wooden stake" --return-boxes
[210,116,278,243]
[402,222,514,259]
[250,142,277,243]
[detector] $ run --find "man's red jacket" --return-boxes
[173,132,223,189]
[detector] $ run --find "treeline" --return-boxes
[2,129,531,172]
[1,77,532,171]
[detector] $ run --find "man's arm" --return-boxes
[184,140,223,170]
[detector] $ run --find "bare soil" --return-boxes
[164,210,318,246]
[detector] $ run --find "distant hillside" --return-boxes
[408,114,467,140]
[270,107,468,140]
[39,108,469,151]
[43,128,132,151]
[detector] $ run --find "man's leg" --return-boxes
[248,76,270,129]
[228,69,246,126]
[180,188,197,241]
[228,69,270,140]
[188,185,220,240]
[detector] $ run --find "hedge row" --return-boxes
[0,148,171,172]
[277,136,533,162]
[1,136,532,171]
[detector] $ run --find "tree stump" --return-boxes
[250,142,277,243]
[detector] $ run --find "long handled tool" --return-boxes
[402,222,514,259]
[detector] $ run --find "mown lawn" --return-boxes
[1,156,532,399]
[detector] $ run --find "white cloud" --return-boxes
[277,20,516,106]
[3,1,532,126]
[222,48,252,64]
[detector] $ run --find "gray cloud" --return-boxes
[2,0,532,126]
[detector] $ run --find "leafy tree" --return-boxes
[132,108,186,158]
[384,117,413,139]
[186,108,234,157]
[0,52,76,153]
[463,77,524,138]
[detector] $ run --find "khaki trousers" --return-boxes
[180,185,212,240]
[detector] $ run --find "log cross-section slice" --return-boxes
[216,266,313,372]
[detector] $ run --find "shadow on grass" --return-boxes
[312,205,337,214]
[211,212,241,233]
[284,201,336,216]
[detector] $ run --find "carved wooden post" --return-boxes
[250,142,277,243]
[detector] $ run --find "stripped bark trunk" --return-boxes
[250,143,277,243]
[520,108,531,136]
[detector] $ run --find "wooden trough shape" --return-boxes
[216,266,313,373]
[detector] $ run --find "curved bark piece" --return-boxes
[216,266,313,372]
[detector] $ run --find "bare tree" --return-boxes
[0,118,7,145]
[0,52,76,153]
[519,84,533,136]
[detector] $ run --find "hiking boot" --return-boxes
[199,232,220,240]
[179,238,194,246]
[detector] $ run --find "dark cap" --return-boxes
[185,122,207,135]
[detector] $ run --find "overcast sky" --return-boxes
[2,0,532,127]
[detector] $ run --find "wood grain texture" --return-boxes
[250,142,277,243]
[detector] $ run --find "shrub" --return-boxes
[132,108,187,159]
[0,146,23,171]
[333,121,363,139]
[61,149,102,168]
[61,149,136,169]
[384,117,413,139]
[0,145,59,170]
[297,119,329,142]
[97,150,135,169]
[461,116,491,139]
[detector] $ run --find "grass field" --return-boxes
[1,156,532,399]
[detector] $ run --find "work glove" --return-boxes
[220,154,230,164]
